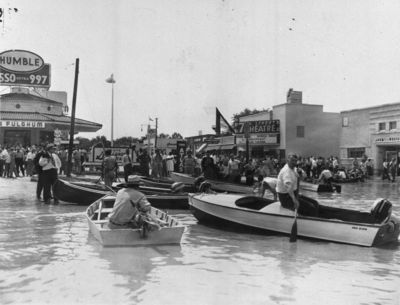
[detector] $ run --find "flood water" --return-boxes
[0,177,399,305]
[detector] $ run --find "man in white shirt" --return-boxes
[276,154,299,211]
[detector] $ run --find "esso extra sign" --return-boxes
[0,50,44,73]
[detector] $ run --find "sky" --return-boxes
[1,0,400,140]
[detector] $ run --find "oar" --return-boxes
[290,172,300,242]
[289,209,298,242]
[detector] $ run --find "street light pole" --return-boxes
[106,74,116,147]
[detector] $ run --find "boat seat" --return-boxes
[235,196,275,210]
[95,208,113,213]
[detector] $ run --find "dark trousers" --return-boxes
[278,191,298,211]
[0,160,4,177]
[15,158,24,176]
[36,172,44,198]
[42,169,57,201]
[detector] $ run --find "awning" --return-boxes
[205,144,220,151]
[196,143,208,154]
[219,144,236,150]
[0,111,102,132]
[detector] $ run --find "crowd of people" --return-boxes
[133,149,383,186]
[0,144,89,179]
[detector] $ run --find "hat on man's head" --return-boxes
[46,143,55,149]
[116,175,143,188]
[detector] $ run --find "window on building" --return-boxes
[389,121,397,130]
[342,117,349,127]
[378,122,386,132]
[347,147,365,158]
[296,126,305,138]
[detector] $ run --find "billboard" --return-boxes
[0,50,51,88]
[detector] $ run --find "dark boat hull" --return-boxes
[53,179,189,209]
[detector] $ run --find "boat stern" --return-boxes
[372,215,400,246]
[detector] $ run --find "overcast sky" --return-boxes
[2,0,400,139]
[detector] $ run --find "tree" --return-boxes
[158,133,170,139]
[231,108,269,123]
[171,132,183,139]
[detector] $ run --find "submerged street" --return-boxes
[0,176,399,305]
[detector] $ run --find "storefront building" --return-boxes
[238,90,341,160]
[0,50,102,147]
[340,102,400,173]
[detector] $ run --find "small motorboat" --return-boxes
[53,179,112,205]
[188,191,399,247]
[53,179,189,209]
[300,181,341,193]
[86,195,186,247]
[139,176,196,192]
[170,172,197,185]
[171,172,255,194]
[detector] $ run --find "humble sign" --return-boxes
[0,49,51,88]
[0,121,46,128]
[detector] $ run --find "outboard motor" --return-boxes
[194,176,206,191]
[198,181,212,193]
[171,182,185,193]
[370,198,392,223]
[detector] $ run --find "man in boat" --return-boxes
[260,176,278,201]
[107,175,163,230]
[317,166,333,186]
[276,154,300,211]
[277,154,319,216]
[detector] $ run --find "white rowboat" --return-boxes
[86,195,186,247]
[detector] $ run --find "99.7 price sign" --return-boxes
[0,64,51,88]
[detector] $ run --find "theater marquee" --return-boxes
[0,121,46,128]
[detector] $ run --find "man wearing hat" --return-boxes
[39,143,61,204]
[107,175,152,229]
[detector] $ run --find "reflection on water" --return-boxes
[0,177,399,305]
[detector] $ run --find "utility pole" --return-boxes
[155,117,158,149]
[66,58,79,177]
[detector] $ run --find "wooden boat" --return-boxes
[170,172,255,194]
[188,192,400,247]
[300,181,341,193]
[139,176,196,192]
[53,179,112,205]
[86,195,186,247]
[170,172,197,184]
[53,179,189,209]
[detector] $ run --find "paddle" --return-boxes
[290,170,300,242]
[290,209,298,242]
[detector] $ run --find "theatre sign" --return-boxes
[235,120,280,145]
[0,49,51,88]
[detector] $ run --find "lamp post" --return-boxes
[106,74,116,147]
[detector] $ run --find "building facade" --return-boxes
[237,90,341,160]
[340,103,400,173]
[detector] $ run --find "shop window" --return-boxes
[389,121,397,130]
[378,122,386,132]
[296,126,305,138]
[342,117,348,127]
[347,147,365,158]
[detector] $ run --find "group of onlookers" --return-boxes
[0,144,88,178]
[382,157,398,182]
